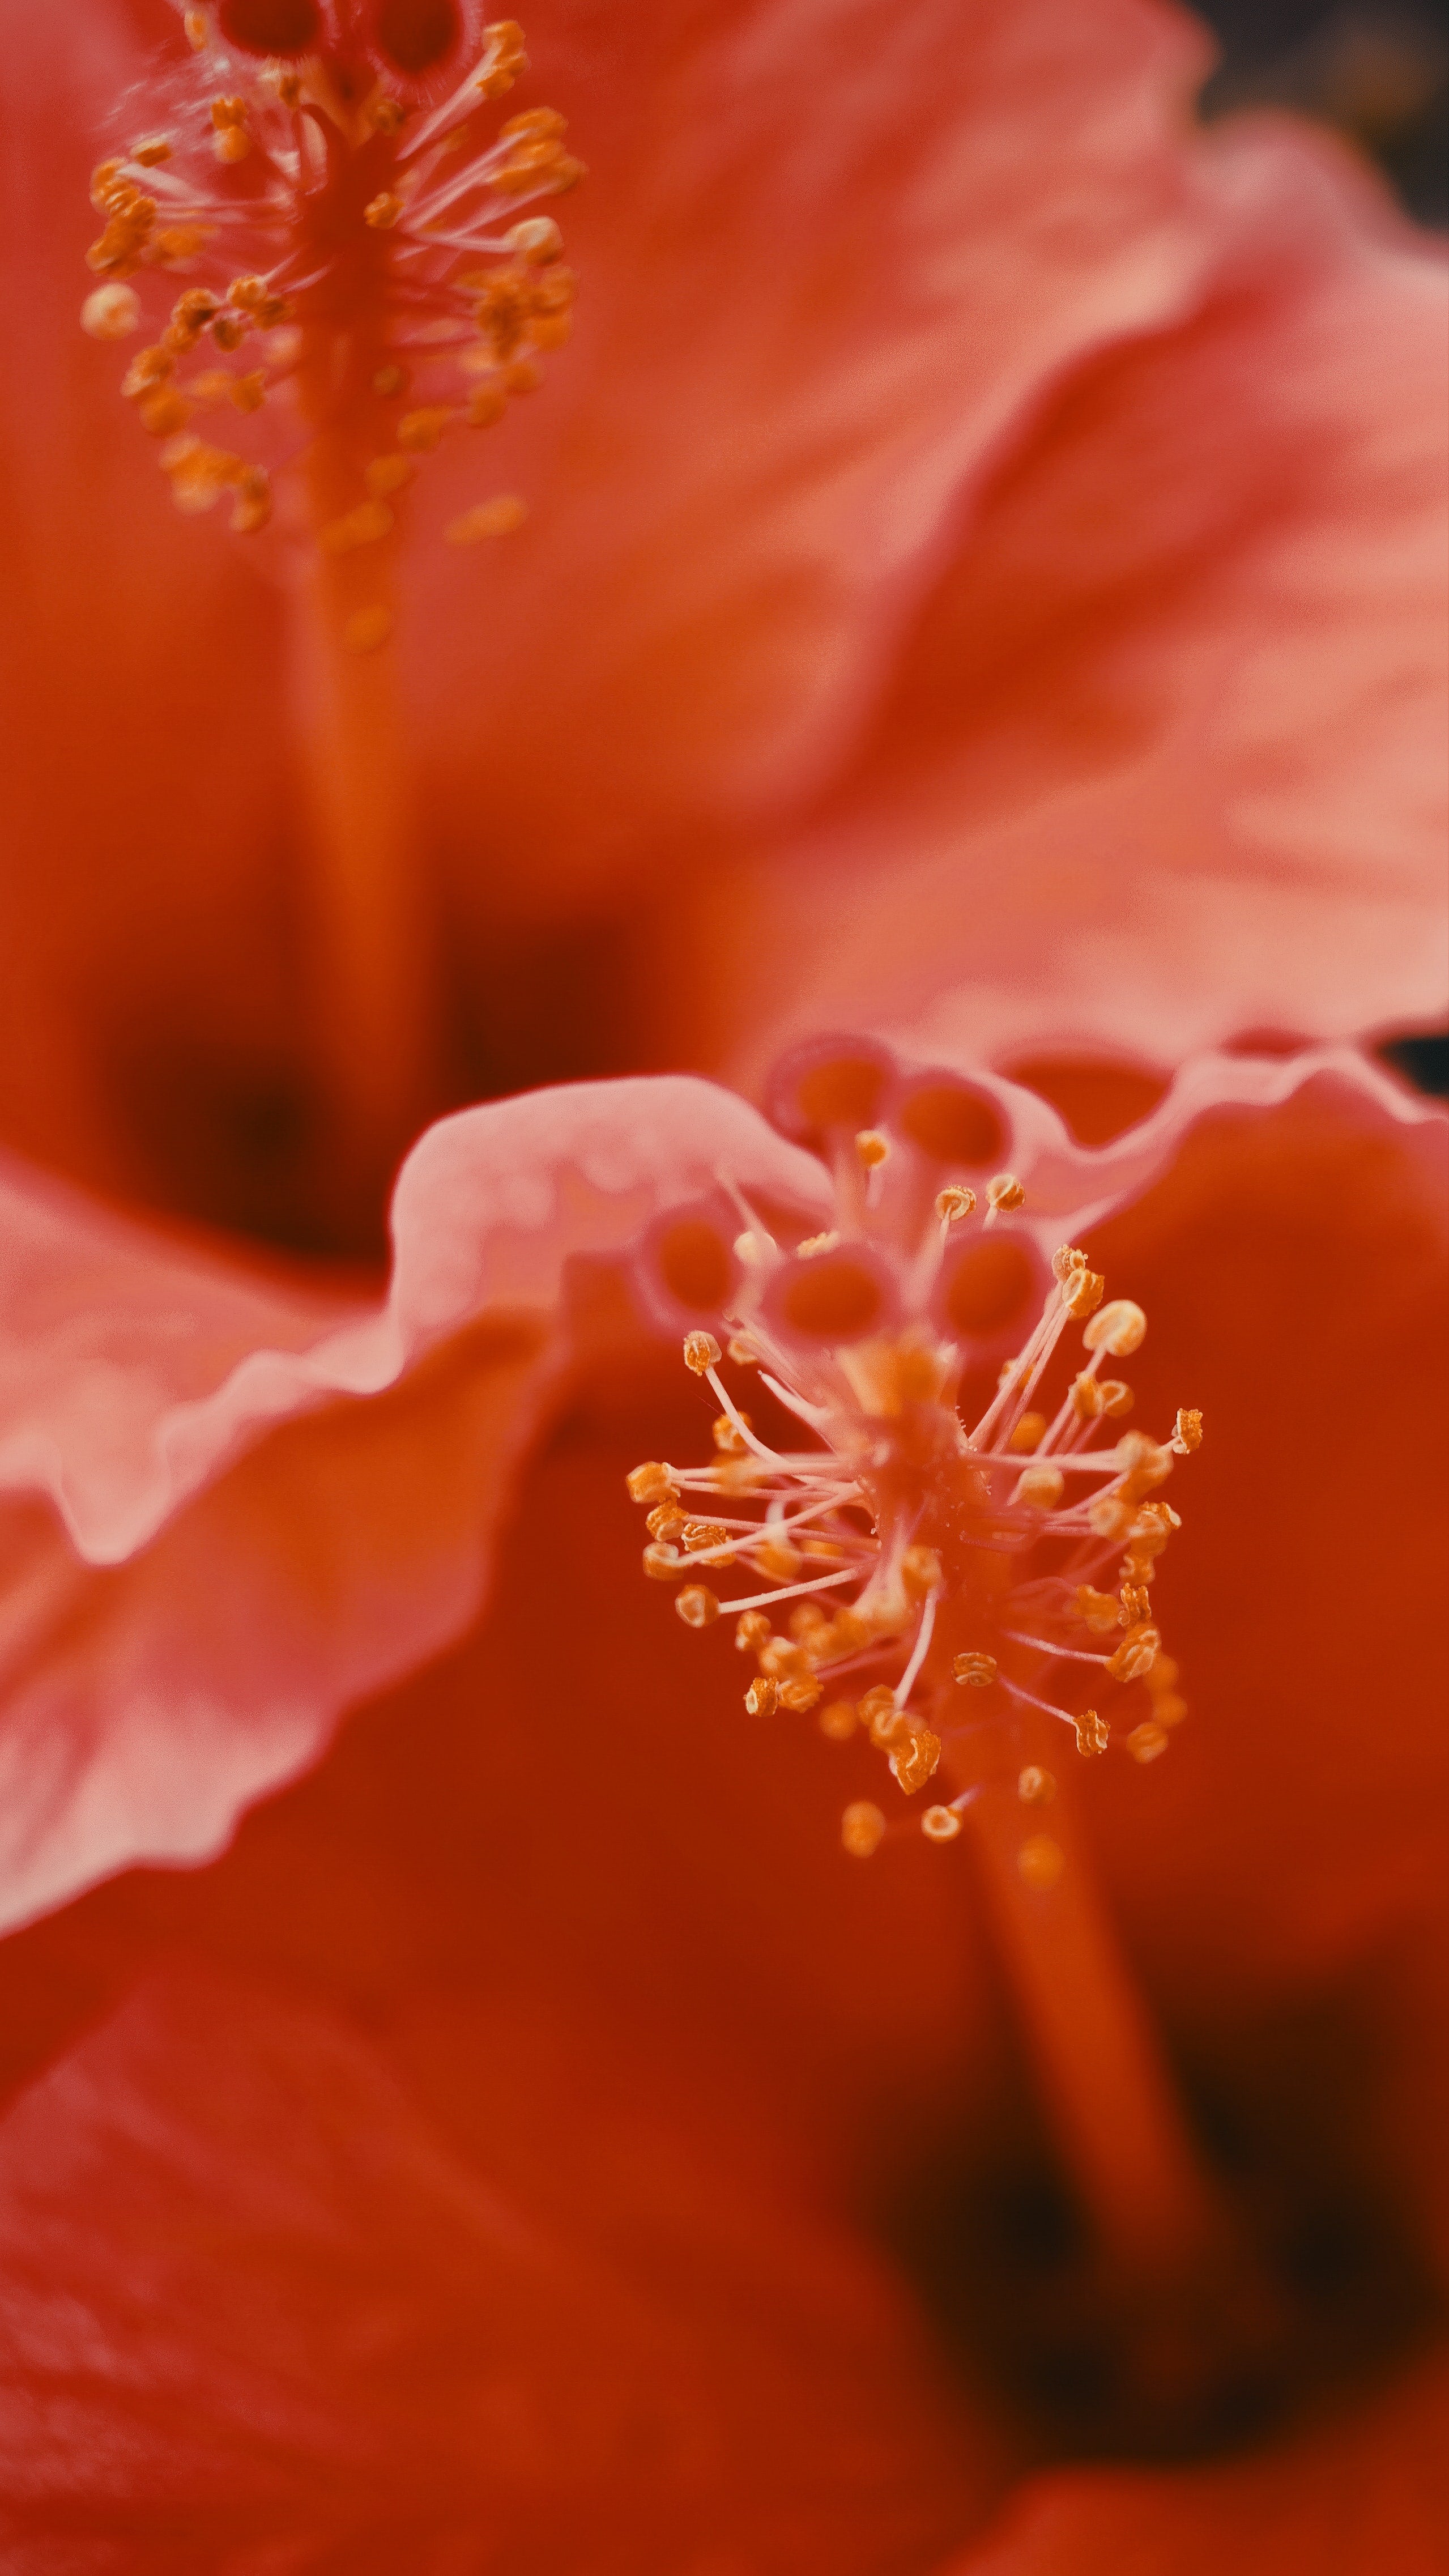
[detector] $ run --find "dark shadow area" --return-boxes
[1378,1029,1449,1095]
[876,1979,1441,2464]
[1195,0,1449,224]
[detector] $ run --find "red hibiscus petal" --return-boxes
[0,1079,830,1930]
[691,128,1448,1083]
[415,0,1220,890]
[0,1962,996,2569]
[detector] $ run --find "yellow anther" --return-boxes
[936,1184,977,1223]
[1062,1266,1105,1321]
[901,1543,942,1598]
[1017,1834,1065,1891]
[139,386,190,435]
[364,191,404,229]
[164,286,221,351]
[889,1726,941,1794]
[1070,1372,1105,1421]
[841,1802,887,1859]
[1013,1463,1064,1511]
[778,1675,822,1713]
[1115,1434,1174,1502]
[211,97,251,164]
[1084,1299,1147,1357]
[755,1535,802,1584]
[787,1602,830,1643]
[1152,1693,1189,1729]
[859,1684,905,1748]
[448,497,532,548]
[675,1585,719,1628]
[921,1804,961,1842]
[397,406,455,453]
[466,381,508,428]
[627,1461,679,1505]
[817,1700,858,1742]
[682,1521,735,1565]
[80,283,140,339]
[1017,1765,1055,1805]
[854,1129,890,1170]
[1126,1722,1170,1764]
[1119,1581,1152,1625]
[1099,1379,1135,1419]
[224,371,265,411]
[121,346,173,396]
[1008,1412,1046,1453]
[369,96,407,135]
[154,224,214,265]
[820,1607,871,1658]
[734,1610,772,1653]
[364,453,413,501]
[210,312,245,351]
[683,1332,721,1376]
[373,362,407,397]
[226,276,288,323]
[954,1651,998,1688]
[1175,1407,1204,1451]
[1107,1623,1160,1683]
[796,1231,839,1259]
[1074,1711,1111,1757]
[1075,1586,1122,1635]
[184,8,208,46]
[642,1542,683,1582]
[711,1410,751,1453]
[230,462,271,533]
[758,1637,811,1683]
[1052,1245,1088,1280]
[1087,1492,1136,1543]
[508,216,564,262]
[644,1502,685,1541]
[683,1519,731,1551]
[159,434,241,509]
[131,135,173,167]
[319,500,394,554]
[475,18,529,96]
[987,1174,1025,1212]
[744,1677,777,1717]
[726,1335,757,1366]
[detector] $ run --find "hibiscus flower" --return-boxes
[2,0,1443,1244]
[0,1042,1443,2569]
[0,0,1444,2566]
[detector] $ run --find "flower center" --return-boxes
[79,6,585,1222]
[82,8,580,612]
[629,1101,1201,1871]
[629,1049,1248,2340]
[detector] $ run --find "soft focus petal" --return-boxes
[948,2349,1449,2575]
[417,0,1218,892]
[11,0,1443,1223]
[0,1962,994,2570]
[0,1079,829,1930]
[698,126,1448,1081]
[1077,1057,1448,2004]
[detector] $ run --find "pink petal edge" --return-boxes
[0,1053,1437,1936]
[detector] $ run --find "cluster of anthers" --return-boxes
[628,1065,1201,1877]
[80,2,579,635]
